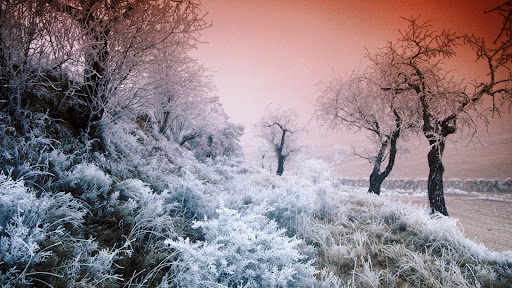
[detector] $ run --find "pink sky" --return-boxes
[192,0,511,178]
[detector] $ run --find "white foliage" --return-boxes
[114,179,178,242]
[166,204,317,287]
[66,163,112,203]
[0,174,87,286]
[295,158,334,185]
[0,213,47,267]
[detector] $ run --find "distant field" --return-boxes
[326,133,512,180]
[390,192,512,252]
[304,113,512,180]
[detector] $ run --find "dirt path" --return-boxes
[395,193,512,252]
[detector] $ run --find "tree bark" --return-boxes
[419,85,453,216]
[427,139,449,216]
[275,128,287,176]
[368,172,385,195]
[276,154,285,176]
[368,137,398,195]
[368,114,400,195]
[159,111,170,134]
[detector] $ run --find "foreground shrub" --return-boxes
[0,174,87,286]
[166,204,318,287]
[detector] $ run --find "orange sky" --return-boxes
[192,0,511,178]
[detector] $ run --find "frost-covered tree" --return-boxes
[0,0,65,133]
[368,13,512,215]
[258,108,304,176]
[316,72,418,195]
[1,0,209,139]
[190,113,245,161]
[144,60,244,160]
[148,54,214,145]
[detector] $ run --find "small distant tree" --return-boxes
[258,108,303,176]
[316,72,418,195]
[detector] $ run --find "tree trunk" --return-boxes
[427,140,449,216]
[275,128,287,176]
[276,154,285,176]
[368,172,385,195]
[368,124,400,195]
[159,111,170,134]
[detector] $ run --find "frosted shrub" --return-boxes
[114,179,178,242]
[166,204,317,287]
[0,113,55,185]
[263,180,316,238]
[295,158,333,185]
[66,163,112,203]
[167,179,206,221]
[0,213,48,267]
[0,174,87,286]
[47,149,73,180]
[77,248,123,285]
[54,237,128,287]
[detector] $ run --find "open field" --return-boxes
[391,191,512,252]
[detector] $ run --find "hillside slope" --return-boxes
[1,114,511,287]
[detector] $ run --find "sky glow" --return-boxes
[192,0,511,178]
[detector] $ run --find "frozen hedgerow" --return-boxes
[165,203,317,287]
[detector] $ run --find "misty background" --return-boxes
[192,0,512,179]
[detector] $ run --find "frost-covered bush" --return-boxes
[167,179,206,221]
[262,181,316,238]
[52,238,129,287]
[97,121,225,192]
[65,163,112,203]
[166,204,317,287]
[295,158,334,185]
[110,179,208,285]
[0,113,54,186]
[0,174,87,286]
[114,179,179,242]
[0,108,89,192]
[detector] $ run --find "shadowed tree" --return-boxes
[258,108,303,176]
[45,0,209,139]
[316,72,418,195]
[369,12,511,215]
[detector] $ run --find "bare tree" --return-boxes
[368,12,511,215]
[0,0,67,132]
[258,108,303,176]
[316,72,418,195]
[44,0,209,138]
[1,0,209,142]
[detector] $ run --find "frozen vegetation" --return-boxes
[1,116,511,287]
[1,0,512,286]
